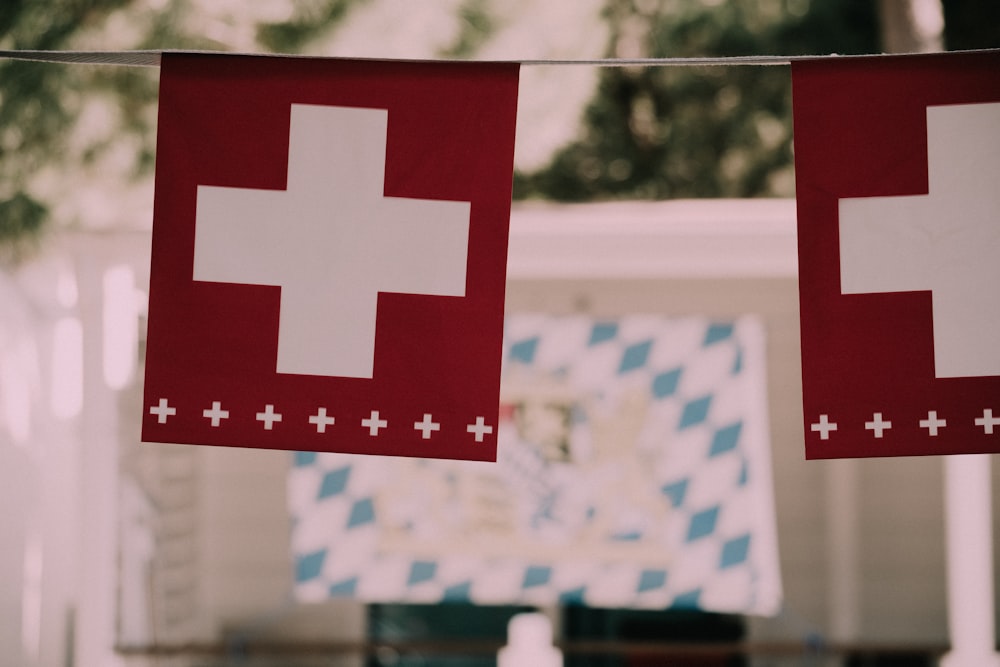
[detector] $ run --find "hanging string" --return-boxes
[0,49,163,66]
[0,47,995,69]
[0,48,857,68]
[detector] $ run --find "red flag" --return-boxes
[142,53,519,461]
[793,50,1000,459]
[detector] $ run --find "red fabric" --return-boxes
[792,50,1000,459]
[142,53,519,461]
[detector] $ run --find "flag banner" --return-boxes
[289,314,782,615]
[142,53,519,461]
[793,51,1000,459]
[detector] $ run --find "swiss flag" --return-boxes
[793,50,1000,459]
[142,53,519,461]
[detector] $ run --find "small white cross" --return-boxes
[865,412,892,438]
[975,408,1000,435]
[203,401,230,427]
[466,416,494,443]
[810,414,838,440]
[362,410,388,436]
[414,413,441,440]
[309,408,336,434]
[256,404,283,430]
[919,410,947,436]
[149,398,177,424]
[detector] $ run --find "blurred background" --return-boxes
[1,1,999,666]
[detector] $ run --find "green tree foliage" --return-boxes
[514,0,881,201]
[442,0,495,58]
[0,0,130,257]
[257,0,368,54]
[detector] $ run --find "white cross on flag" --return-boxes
[142,53,520,461]
[793,50,1000,459]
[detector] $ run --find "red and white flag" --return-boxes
[793,50,1000,459]
[142,53,519,461]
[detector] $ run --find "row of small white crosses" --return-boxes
[811,409,1000,440]
[148,399,495,442]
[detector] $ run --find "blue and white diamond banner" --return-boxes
[289,314,781,615]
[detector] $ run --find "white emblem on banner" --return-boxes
[839,102,1000,378]
[193,104,471,378]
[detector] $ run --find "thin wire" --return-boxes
[0,47,995,68]
[0,49,835,68]
[0,49,162,66]
[521,54,800,66]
